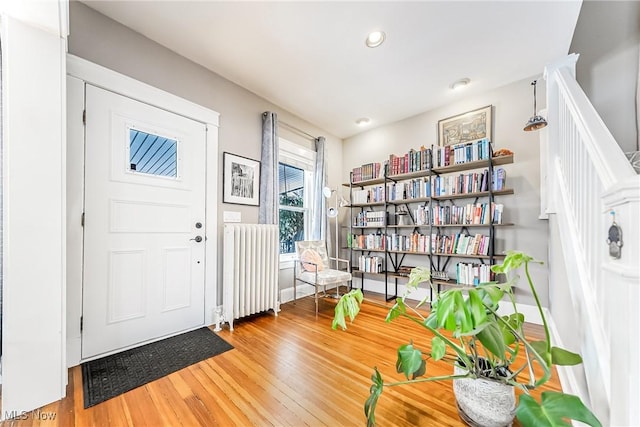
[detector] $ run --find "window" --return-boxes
[128,128,178,178]
[279,139,315,260]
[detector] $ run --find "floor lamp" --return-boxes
[323,186,348,295]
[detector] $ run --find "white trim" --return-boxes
[547,312,591,405]
[359,278,545,324]
[602,261,640,280]
[280,284,315,303]
[280,259,295,270]
[1,14,67,417]
[601,174,640,206]
[554,163,612,403]
[66,55,219,127]
[65,56,220,365]
[496,302,544,326]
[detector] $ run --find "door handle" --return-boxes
[190,236,203,243]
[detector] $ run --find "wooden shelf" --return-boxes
[387,250,430,255]
[344,155,513,188]
[348,201,386,207]
[352,269,411,280]
[344,177,385,187]
[431,223,514,228]
[350,248,386,253]
[432,154,514,174]
[387,197,430,205]
[385,224,430,228]
[431,252,506,259]
[350,223,513,229]
[432,279,476,290]
[431,188,513,200]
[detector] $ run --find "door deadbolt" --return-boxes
[190,236,203,243]
[195,222,202,229]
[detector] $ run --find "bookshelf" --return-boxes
[344,141,514,301]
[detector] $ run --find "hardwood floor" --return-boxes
[1,294,559,426]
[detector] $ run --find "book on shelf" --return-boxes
[431,203,504,226]
[456,262,494,286]
[387,146,433,176]
[352,185,385,204]
[353,211,386,227]
[358,255,383,273]
[436,138,491,167]
[387,177,431,201]
[396,266,415,277]
[351,233,385,251]
[432,233,490,256]
[432,167,506,196]
[352,162,382,182]
[387,232,429,253]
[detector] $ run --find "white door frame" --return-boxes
[66,54,219,367]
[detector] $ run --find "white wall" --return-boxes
[343,77,549,307]
[1,10,66,417]
[570,0,640,153]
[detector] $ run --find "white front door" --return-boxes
[82,84,207,359]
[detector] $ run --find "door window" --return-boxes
[129,128,178,178]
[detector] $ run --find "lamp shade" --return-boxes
[523,80,548,131]
[523,115,548,131]
[322,186,333,198]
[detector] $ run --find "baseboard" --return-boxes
[496,302,544,326]
[358,279,545,325]
[280,284,316,304]
[546,312,591,405]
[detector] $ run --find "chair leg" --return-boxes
[315,287,319,314]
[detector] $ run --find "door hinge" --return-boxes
[82,110,86,125]
[80,316,83,332]
[81,212,85,227]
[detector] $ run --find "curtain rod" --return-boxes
[279,120,318,141]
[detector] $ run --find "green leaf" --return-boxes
[498,313,524,346]
[435,290,457,330]
[396,342,426,379]
[365,368,384,427]
[492,251,541,275]
[476,322,506,359]
[550,346,583,366]
[516,392,601,427]
[332,289,363,330]
[386,298,406,323]
[529,340,552,367]
[476,283,504,307]
[453,291,472,335]
[407,266,431,289]
[431,336,446,361]
[424,312,438,329]
[467,289,488,328]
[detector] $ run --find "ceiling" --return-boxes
[82,1,582,139]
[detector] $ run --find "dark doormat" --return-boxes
[81,327,233,408]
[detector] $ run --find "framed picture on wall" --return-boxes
[438,105,493,147]
[223,152,260,206]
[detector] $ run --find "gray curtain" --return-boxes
[259,112,279,225]
[311,137,327,241]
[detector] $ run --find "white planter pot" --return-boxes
[453,365,516,427]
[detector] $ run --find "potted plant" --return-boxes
[332,251,601,427]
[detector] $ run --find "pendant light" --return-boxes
[523,80,548,131]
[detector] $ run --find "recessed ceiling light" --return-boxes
[450,78,471,90]
[355,117,371,126]
[365,31,386,48]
